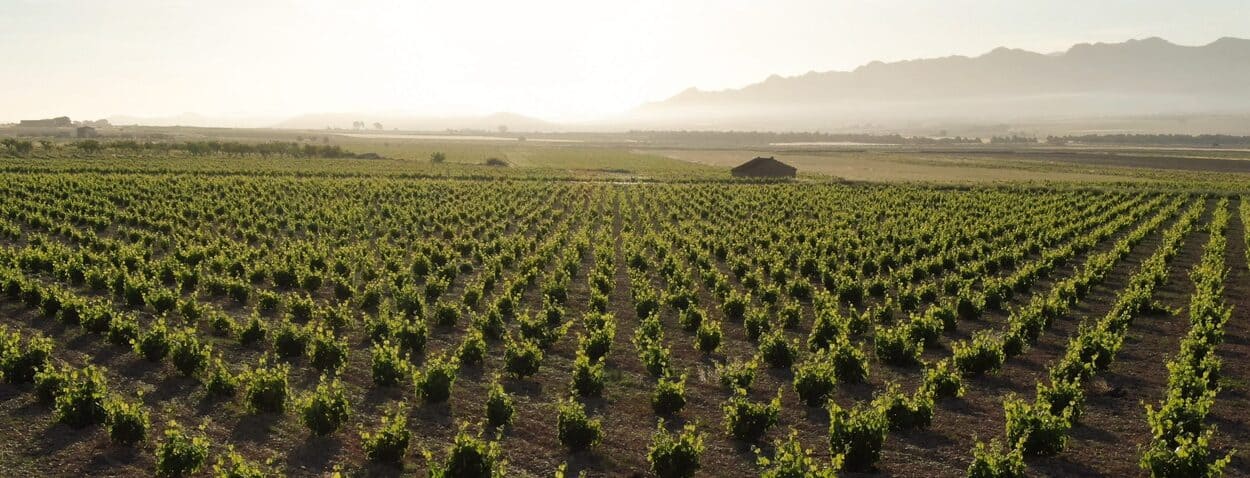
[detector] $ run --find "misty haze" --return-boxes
[2,1,1250,477]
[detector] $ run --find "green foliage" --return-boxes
[170,328,211,378]
[953,330,1006,376]
[361,404,411,465]
[504,336,544,379]
[570,351,605,398]
[755,431,840,478]
[759,329,798,369]
[106,397,150,445]
[793,352,837,407]
[54,365,109,428]
[923,359,965,398]
[874,324,922,366]
[872,385,934,431]
[652,374,687,416]
[426,425,506,478]
[371,340,407,387]
[557,398,603,451]
[155,421,209,477]
[827,400,888,472]
[648,420,704,478]
[694,319,722,354]
[485,376,515,429]
[205,357,239,397]
[722,387,782,442]
[718,358,757,391]
[967,439,1026,478]
[134,318,171,362]
[415,354,459,403]
[211,446,274,477]
[299,375,351,436]
[456,328,487,366]
[241,359,290,414]
[307,324,348,372]
[1003,396,1069,456]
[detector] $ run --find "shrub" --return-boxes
[170,329,210,378]
[241,359,290,414]
[299,375,351,436]
[211,446,273,477]
[722,388,781,442]
[923,359,965,398]
[1003,397,1069,456]
[873,385,934,431]
[415,354,459,403]
[238,314,267,346]
[648,420,704,478]
[829,336,870,384]
[570,352,605,398]
[694,320,722,354]
[557,398,603,452]
[106,397,149,445]
[394,318,428,359]
[636,337,671,377]
[361,404,411,465]
[807,308,847,352]
[155,421,209,477]
[677,307,704,332]
[874,324,922,366]
[34,363,70,403]
[717,358,757,391]
[953,330,1006,376]
[54,366,109,428]
[425,425,506,478]
[504,337,544,378]
[828,401,888,472]
[371,340,407,387]
[134,319,171,362]
[434,300,461,327]
[580,320,615,361]
[272,318,308,358]
[744,308,771,343]
[0,333,51,383]
[107,312,140,347]
[652,374,687,416]
[755,430,840,478]
[485,377,514,429]
[793,353,837,407]
[1139,429,1231,478]
[759,330,798,369]
[307,325,348,372]
[204,358,239,397]
[906,311,943,347]
[456,328,487,366]
[722,292,749,321]
[967,439,1026,478]
[1036,377,1085,424]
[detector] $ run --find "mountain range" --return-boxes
[624,37,1250,132]
[105,37,1250,135]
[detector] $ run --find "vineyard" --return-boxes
[0,160,1248,477]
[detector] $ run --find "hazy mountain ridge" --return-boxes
[632,37,1250,130]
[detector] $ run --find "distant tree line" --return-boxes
[624,130,982,147]
[69,140,378,159]
[989,135,1039,144]
[1046,134,1250,147]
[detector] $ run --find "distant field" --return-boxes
[651,149,1150,183]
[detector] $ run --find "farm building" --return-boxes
[731,156,796,178]
[76,126,97,138]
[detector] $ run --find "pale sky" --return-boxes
[2,0,1247,123]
